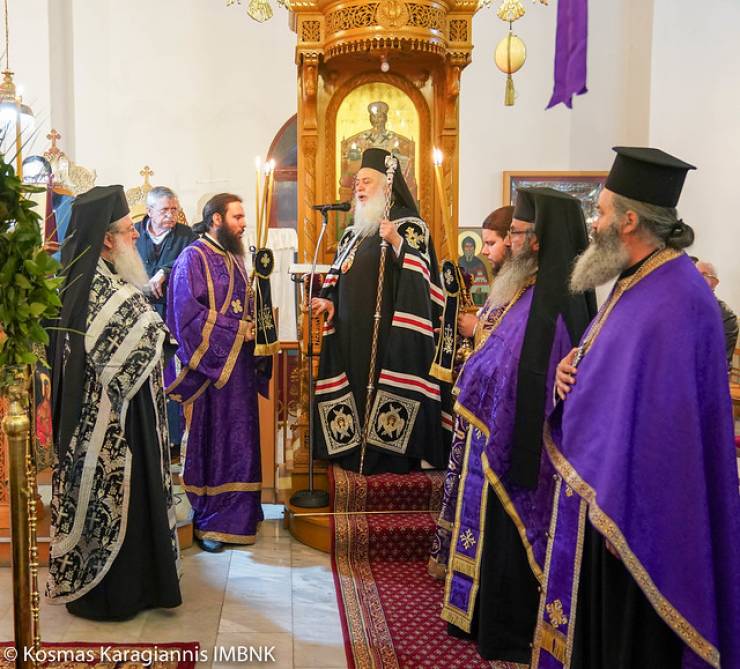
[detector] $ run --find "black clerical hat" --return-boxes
[513,189,536,223]
[360,147,418,218]
[509,187,597,489]
[605,147,696,208]
[52,184,130,462]
[73,185,130,225]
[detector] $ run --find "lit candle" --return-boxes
[255,156,262,242]
[263,159,276,248]
[432,148,456,260]
[259,161,271,247]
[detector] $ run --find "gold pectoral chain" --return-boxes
[573,248,680,367]
[473,276,535,355]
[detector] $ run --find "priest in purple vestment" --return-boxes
[166,193,264,553]
[533,148,740,669]
[441,189,595,664]
[429,204,513,579]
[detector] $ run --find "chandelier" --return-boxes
[226,0,289,24]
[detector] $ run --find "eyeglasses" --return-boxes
[506,226,533,238]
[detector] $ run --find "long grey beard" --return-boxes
[352,191,385,238]
[487,247,537,307]
[112,243,150,291]
[570,219,630,293]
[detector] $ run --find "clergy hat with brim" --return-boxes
[359,147,418,218]
[52,184,130,462]
[605,147,696,208]
[73,185,130,224]
[513,189,536,223]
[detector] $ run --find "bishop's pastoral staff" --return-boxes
[47,185,181,620]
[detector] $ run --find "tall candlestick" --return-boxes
[255,156,262,242]
[263,159,276,248]
[433,148,456,260]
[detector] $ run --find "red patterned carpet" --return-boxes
[330,466,524,669]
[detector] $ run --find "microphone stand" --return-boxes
[290,206,331,508]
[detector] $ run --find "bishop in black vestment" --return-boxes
[312,148,450,475]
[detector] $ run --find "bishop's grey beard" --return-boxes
[216,225,245,257]
[352,190,386,238]
[487,245,538,307]
[570,217,630,293]
[111,242,150,290]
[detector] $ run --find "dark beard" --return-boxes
[216,225,245,256]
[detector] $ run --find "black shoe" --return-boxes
[198,538,224,553]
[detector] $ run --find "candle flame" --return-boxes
[433,148,443,166]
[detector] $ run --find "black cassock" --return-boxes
[66,382,182,621]
[314,211,451,475]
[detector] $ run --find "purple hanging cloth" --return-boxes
[546,0,588,109]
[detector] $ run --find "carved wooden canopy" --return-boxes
[291,0,478,262]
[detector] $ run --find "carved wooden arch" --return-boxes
[324,71,433,245]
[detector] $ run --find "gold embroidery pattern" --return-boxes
[460,529,476,549]
[194,528,258,545]
[404,226,422,249]
[482,452,544,583]
[185,481,262,495]
[543,426,720,668]
[231,298,243,314]
[565,485,574,497]
[441,427,489,632]
[546,599,568,628]
[531,477,562,669]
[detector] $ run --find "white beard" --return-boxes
[352,190,386,238]
[111,242,150,291]
[570,218,630,293]
[487,246,538,307]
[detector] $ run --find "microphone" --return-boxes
[311,201,351,212]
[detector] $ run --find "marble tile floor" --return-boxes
[0,505,348,669]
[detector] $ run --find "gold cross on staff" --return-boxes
[140,165,154,185]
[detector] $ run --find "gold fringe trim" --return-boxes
[440,605,474,632]
[195,528,257,545]
[427,558,446,580]
[543,424,720,668]
[450,555,477,578]
[481,451,543,583]
[429,363,453,383]
[254,340,281,357]
[184,481,262,496]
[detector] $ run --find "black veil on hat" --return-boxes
[508,187,597,489]
[605,146,696,207]
[51,185,129,459]
[512,189,536,223]
[360,147,418,219]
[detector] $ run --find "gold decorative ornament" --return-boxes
[495,31,526,105]
[376,0,410,28]
[496,0,525,22]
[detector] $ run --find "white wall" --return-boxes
[12,0,738,314]
[62,0,297,225]
[650,0,740,312]
[459,0,654,228]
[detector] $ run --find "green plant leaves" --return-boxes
[0,154,63,390]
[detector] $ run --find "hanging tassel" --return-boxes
[505,74,516,106]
